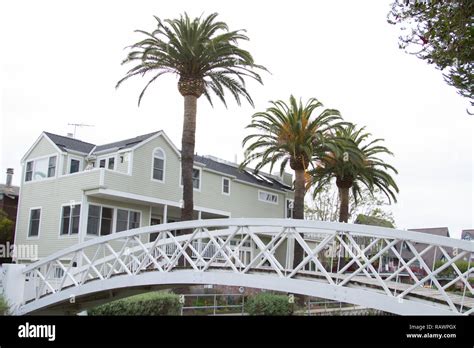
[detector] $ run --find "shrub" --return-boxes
[0,294,9,315]
[89,292,182,316]
[434,260,470,277]
[245,292,294,316]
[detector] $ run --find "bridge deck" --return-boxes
[295,269,474,309]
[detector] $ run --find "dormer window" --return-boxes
[70,159,80,174]
[98,156,115,170]
[152,148,165,182]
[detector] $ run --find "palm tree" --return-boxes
[309,124,399,223]
[117,13,266,223]
[241,95,343,264]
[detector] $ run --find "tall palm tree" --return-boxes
[241,95,343,264]
[117,13,266,223]
[310,124,399,223]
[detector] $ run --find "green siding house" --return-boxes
[14,131,294,262]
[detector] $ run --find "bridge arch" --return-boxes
[4,218,473,315]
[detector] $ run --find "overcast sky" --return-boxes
[0,0,472,237]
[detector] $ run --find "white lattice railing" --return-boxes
[21,218,474,315]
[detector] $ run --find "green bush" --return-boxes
[434,260,470,277]
[245,292,294,316]
[89,292,182,316]
[0,294,9,315]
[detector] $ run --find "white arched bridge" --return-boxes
[2,219,473,315]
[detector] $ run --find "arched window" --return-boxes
[152,148,165,182]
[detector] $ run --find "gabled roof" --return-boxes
[94,131,160,153]
[408,227,450,238]
[40,130,293,193]
[389,227,452,269]
[195,155,292,192]
[44,132,95,154]
[43,131,160,155]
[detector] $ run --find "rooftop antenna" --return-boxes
[68,123,94,138]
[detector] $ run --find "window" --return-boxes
[149,218,161,242]
[28,208,41,237]
[87,205,113,236]
[116,209,141,232]
[286,199,294,218]
[180,168,201,190]
[60,204,81,235]
[258,190,278,204]
[222,178,230,195]
[152,149,165,181]
[192,169,201,189]
[116,209,128,232]
[25,156,57,182]
[129,211,140,229]
[53,265,65,279]
[48,156,56,177]
[98,157,115,170]
[25,161,33,182]
[100,207,113,235]
[69,159,80,174]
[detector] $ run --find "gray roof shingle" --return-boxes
[195,155,292,192]
[408,227,450,238]
[44,132,95,154]
[43,131,293,192]
[94,131,160,153]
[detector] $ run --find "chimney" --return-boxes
[67,133,74,138]
[6,168,13,187]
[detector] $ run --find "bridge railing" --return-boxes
[21,218,474,315]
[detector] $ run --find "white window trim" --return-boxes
[67,155,84,174]
[222,177,231,196]
[97,154,117,170]
[86,204,115,236]
[180,166,202,192]
[151,147,166,183]
[24,154,58,184]
[116,208,142,232]
[27,207,42,240]
[86,203,143,236]
[258,190,279,205]
[58,202,81,238]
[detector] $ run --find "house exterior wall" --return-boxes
[14,133,294,262]
[15,170,100,259]
[26,137,59,160]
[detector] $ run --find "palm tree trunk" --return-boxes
[181,95,197,223]
[338,186,350,223]
[178,95,197,268]
[337,185,350,270]
[292,169,305,266]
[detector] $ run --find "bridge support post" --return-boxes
[0,263,26,315]
[285,236,295,270]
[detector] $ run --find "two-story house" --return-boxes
[14,131,295,264]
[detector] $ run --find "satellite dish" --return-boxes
[238,286,245,294]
